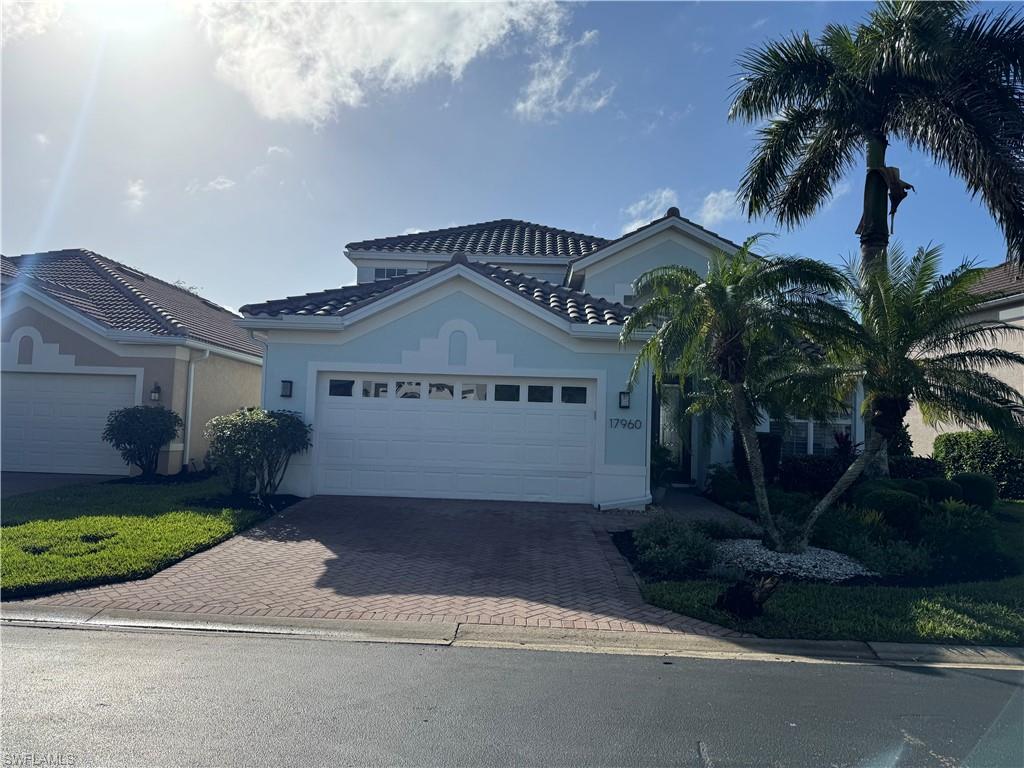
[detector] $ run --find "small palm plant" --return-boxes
[621,237,849,550]
[730,0,1024,269]
[797,244,1024,546]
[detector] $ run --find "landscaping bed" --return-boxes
[617,472,1024,645]
[1,475,296,599]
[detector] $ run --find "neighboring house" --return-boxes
[906,261,1024,456]
[239,209,869,508]
[1,249,263,476]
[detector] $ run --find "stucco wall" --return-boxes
[906,299,1024,456]
[580,233,712,302]
[259,277,650,505]
[186,351,263,468]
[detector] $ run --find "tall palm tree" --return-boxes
[796,243,1024,546]
[730,0,1024,270]
[620,237,850,550]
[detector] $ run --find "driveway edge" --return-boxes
[4,605,1021,669]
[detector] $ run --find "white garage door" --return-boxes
[2,372,136,475]
[314,373,596,503]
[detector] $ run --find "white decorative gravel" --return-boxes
[715,539,878,583]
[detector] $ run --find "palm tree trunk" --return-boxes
[730,383,782,550]
[797,430,885,549]
[860,135,890,270]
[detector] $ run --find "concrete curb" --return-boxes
[3,605,1021,668]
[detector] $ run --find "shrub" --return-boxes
[888,421,914,457]
[811,505,930,579]
[861,489,923,537]
[205,408,312,496]
[732,430,783,485]
[101,406,183,477]
[934,431,1024,499]
[889,456,944,480]
[920,500,1009,581]
[705,465,750,507]
[922,476,963,503]
[766,487,815,547]
[951,472,998,511]
[633,516,717,580]
[778,455,848,496]
[889,478,929,501]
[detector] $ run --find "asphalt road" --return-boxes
[2,625,1021,767]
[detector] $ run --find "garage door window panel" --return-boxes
[527,385,554,403]
[494,384,521,402]
[362,380,389,398]
[329,379,354,397]
[428,383,454,400]
[460,383,488,401]
[560,386,588,404]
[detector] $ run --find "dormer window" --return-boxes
[374,267,408,281]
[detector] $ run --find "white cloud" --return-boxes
[123,179,148,211]
[33,132,49,146]
[515,29,613,122]
[402,227,426,235]
[187,176,236,193]
[2,0,62,45]
[751,18,769,30]
[822,181,851,212]
[621,188,679,234]
[692,189,741,228]
[267,145,291,157]
[190,1,577,125]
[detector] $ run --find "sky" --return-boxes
[2,0,1016,312]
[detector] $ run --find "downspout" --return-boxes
[183,349,210,471]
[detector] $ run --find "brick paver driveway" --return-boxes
[19,496,739,636]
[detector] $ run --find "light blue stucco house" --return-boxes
[238,208,863,508]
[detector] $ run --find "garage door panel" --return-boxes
[2,372,134,475]
[315,373,596,503]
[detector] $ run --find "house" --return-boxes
[906,261,1024,455]
[1,249,263,476]
[239,208,862,508]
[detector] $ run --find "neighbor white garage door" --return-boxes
[1,372,136,475]
[314,373,596,503]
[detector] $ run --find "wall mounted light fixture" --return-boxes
[618,390,630,409]
[149,383,161,402]
[281,380,293,398]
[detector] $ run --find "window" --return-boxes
[396,381,422,399]
[461,383,487,401]
[494,384,521,402]
[428,383,454,400]
[328,379,354,397]
[362,380,389,398]
[621,294,635,305]
[771,420,810,457]
[527,385,553,403]
[374,267,408,281]
[813,421,852,455]
[560,386,588,404]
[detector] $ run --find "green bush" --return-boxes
[934,431,1024,499]
[811,505,930,579]
[922,476,963,503]
[101,406,183,477]
[888,421,914,457]
[861,489,923,537]
[732,430,783,485]
[888,456,944,480]
[633,516,717,581]
[705,465,750,507]
[890,478,929,501]
[204,408,312,496]
[920,500,1009,581]
[949,472,998,511]
[778,455,848,495]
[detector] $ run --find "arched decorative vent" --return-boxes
[17,335,33,365]
[448,330,468,366]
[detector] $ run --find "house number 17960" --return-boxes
[609,418,643,430]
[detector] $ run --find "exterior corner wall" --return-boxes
[187,352,263,468]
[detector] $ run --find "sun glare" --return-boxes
[67,0,173,35]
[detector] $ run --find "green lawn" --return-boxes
[2,477,271,599]
[643,576,1024,646]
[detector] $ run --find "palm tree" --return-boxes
[729,0,1024,270]
[620,237,850,550]
[796,243,1024,546]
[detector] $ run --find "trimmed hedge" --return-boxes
[861,489,923,537]
[951,472,998,511]
[934,431,1024,499]
[778,455,848,496]
[889,456,944,480]
[922,476,963,503]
